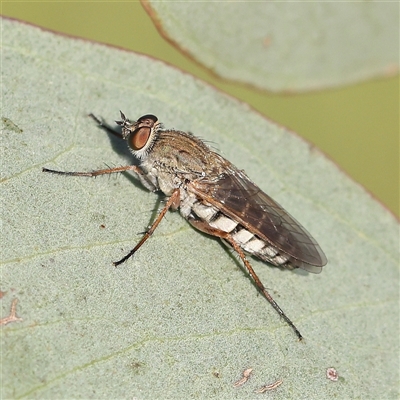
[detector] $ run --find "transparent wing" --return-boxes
[192,165,327,271]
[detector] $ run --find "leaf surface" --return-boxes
[1,19,399,399]
[142,1,399,92]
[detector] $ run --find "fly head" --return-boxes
[116,111,160,160]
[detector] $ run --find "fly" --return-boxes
[43,112,328,340]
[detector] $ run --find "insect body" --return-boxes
[43,112,327,340]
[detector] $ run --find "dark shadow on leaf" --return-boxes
[88,113,147,191]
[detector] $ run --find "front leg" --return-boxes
[42,165,158,192]
[42,165,141,177]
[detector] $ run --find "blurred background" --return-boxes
[3,2,398,217]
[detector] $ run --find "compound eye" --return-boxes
[129,127,151,150]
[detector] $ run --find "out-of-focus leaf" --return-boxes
[1,18,398,399]
[142,1,399,92]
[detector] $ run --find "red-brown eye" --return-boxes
[130,127,151,150]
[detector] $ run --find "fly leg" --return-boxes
[43,163,157,191]
[88,113,123,139]
[42,165,142,177]
[43,113,142,177]
[113,188,181,266]
[43,167,179,265]
[189,219,303,340]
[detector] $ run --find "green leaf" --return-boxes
[142,1,399,92]
[1,18,398,399]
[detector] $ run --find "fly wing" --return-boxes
[192,165,327,271]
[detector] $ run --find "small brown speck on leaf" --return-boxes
[233,368,253,387]
[1,298,23,326]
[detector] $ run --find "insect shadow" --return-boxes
[91,115,174,239]
[91,114,143,191]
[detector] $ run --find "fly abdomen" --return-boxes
[190,200,218,222]
[191,201,239,233]
[209,213,238,233]
[231,228,254,244]
[189,198,291,268]
[234,228,290,267]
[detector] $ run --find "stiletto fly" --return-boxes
[43,112,327,340]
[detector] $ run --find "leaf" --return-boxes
[1,18,399,399]
[142,1,399,92]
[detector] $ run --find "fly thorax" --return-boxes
[156,171,180,196]
[140,157,185,196]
